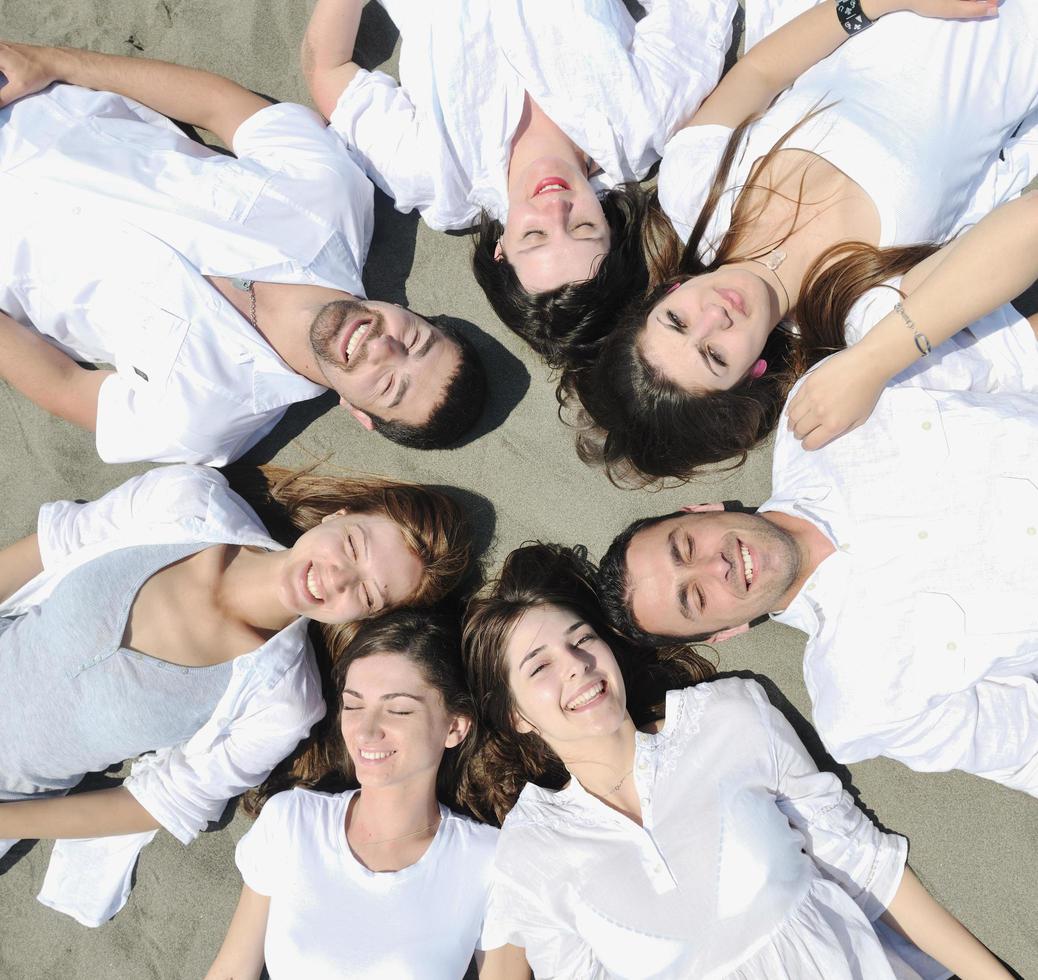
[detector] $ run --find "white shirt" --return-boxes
[330,0,737,230]
[236,788,499,979]
[483,679,944,980]
[0,84,375,465]
[767,383,1038,795]
[0,465,325,927]
[659,3,1038,256]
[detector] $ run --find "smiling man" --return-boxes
[0,41,485,465]
[599,382,1038,798]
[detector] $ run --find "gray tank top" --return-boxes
[0,542,233,799]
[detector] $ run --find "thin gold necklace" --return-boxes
[602,769,634,796]
[349,815,441,847]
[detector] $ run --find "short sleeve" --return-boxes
[657,124,733,247]
[232,102,352,179]
[329,69,439,222]
[747,682,908,921]
[235,792,291,897]
[843,280,902,346]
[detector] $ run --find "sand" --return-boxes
[0,1,1035,977]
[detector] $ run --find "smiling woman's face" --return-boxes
[639,268,778,393]
[498,156,610,294]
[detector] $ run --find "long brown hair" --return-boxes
[561,111,940,485]
[245,609,477,816]
[459,543,715,824]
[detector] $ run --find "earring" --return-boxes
[749,358,767,380]
[665,281,682,295]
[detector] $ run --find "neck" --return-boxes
[762,510,836,608]
[506,94,588,196]
[554,715,639,805]
[348,779,441,845]
[215,546,298,634]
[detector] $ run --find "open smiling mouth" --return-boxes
[533,176,571,197]
[304,562,324,603]
[739,541,754,589]
[565,679,606,711]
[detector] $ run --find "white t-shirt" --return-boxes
[236,788,499,979]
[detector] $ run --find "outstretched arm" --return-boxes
[0,533,42,605]
[788,190,1038,447]
[0,787,160,839]
[204,885,270,980]
[0,310,109,434]
[688,0,995,131]
[301,0,364,119]
[0,41,270,148]
[883,868,1012,979]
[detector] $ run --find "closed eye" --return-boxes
[388,710,414,716]
[706,345,727,368]
[696,587,706,613]
[522,229,545,241]
[530,661,548,676]
[574,632,596,646]
[667,310,685,331]
[347,533,358,561]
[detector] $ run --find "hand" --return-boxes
[785,346,889,450]
[865,0,997,21]
[0,42,59,107]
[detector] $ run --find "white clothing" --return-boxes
[236,788,498,979]
[483,679,945,980]
[0,84,375,465]
[0,465,325,927]
[845,282,1038,394]
[330,0,737,230]
[659,4,1038,256]
[766,383,1038,794]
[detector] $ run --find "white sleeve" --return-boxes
[481,872,609,980]
[825,677,1038,798]
[123,656,325,844]
[36,465,228,568]
[234,791,291,897]
[328,69,438,219]
[657,124,733,245]
[747,682,908,922]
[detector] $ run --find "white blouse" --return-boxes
[236,788,499,979]
[330,0,737,229]
[0,465,325,927]
[483,679,946,980]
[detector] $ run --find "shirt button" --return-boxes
[654,864,664,874]
[641,796,650,806]
[638,759,649,770]
[946,642,957,651]
[71,206,82,216]
[918,530,928,540]
[921,421,932,431]
[807,582,816,591]
[1028,527,1036,536]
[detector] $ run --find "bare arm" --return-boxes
[881,868,1012,979]
[689,0,995,130]
[0,786,160,839]
[301,0,364,119]
[0,533,42,604]
[475,944,532,980]
[788,190,1038,447]
[0,310,109,433]
[205,885,270,980]
[0,41,271,148]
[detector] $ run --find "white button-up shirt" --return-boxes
[767,383,1038,795]
[0,84,375,465]
[483,680,942,980]
[0,465,325,927]
[330,0,736,230]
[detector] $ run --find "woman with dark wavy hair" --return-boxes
[301,0,740,368]
[207,609,526,980]
[0,463,470,928]
[462,543,1012,979]
[562,0,1038,483]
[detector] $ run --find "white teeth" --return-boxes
[346,323,369,360]
[741,545,754,586]
[536,183,566,194]
[306,567,323,601]
[359,749,394,760]
[566,680,605,711]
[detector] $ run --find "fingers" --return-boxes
[949,0,998,18]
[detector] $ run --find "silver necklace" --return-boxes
[602,768,634,796]
[747,248,791,312]
[230,276,258,328]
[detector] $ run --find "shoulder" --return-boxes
[444,809,499,849]
[658,124,736,239]
[257,786,350,830]
[666,678,775,738]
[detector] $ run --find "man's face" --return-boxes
[310,300,461,428]
[623,510,801,640]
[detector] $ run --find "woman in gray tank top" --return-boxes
[0,462,471,926]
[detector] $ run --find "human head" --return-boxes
[461,543,713,821]
[309,300,487,448]
[331,609,475,805]
[561,281,795,484]
[599,508,802,645]
[472,185,651,369]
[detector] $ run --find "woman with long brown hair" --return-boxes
[462,543,1013,979]
[562,0,1038,484]
[0,462,469,927]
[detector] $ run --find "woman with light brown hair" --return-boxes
[461,543,1013,979]
[562,0,1038,485]
[0,462,469,928]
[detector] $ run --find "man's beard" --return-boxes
[309,299,384,370]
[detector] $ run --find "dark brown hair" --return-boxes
[561,112,940,485]
[244,608,476,815]
[459,543,715,823]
